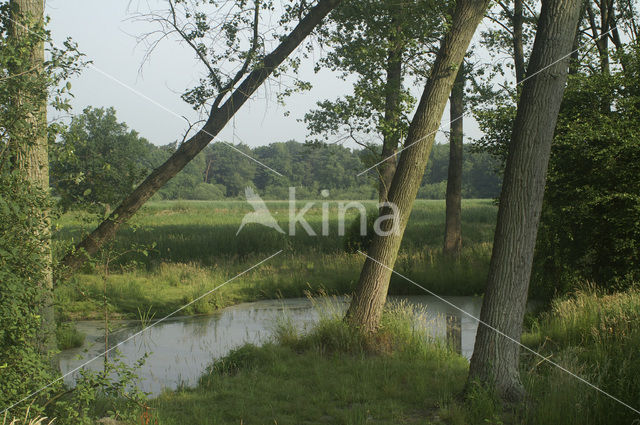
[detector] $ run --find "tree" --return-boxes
[304,0,444,202]
[533,45,640,298]
[1,0,82,411]
[345,0,490,333]
[467,0,582,401]
[61,0,343,272]
[205,142,257,197]
[468,0,539,170]
[443,63,465,257]
[51,107,152,210]
[6,0,54,351]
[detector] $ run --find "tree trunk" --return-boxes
[467,0,582,402]
[512,0,526,84]
[345,0,489,333]
[8,0,55,353]
[569,1,587,75]
[61,0,342,272]
[378,27,403,203]
[443,63,464,258]
[586,0,611,76]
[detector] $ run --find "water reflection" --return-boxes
[58,295,482,395]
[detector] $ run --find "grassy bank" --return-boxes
[148,289,640,425]
[53,199,496,320]
[152,302,469,424]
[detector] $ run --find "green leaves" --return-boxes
[532,45,640,297]
[50,107,154,210]
[305,0,445,148]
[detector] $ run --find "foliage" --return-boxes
[203,142,257,197]
[532,46,640,297]
[0,2,82,417]
[55,323,84,350]
[422,143,502,199]
[49,352,150,425]
[0,173,58,415]
[50,126,502,202]
[132,0,319,115]
[1,408,54,425]
[304,0,446,188]
[343,208,377,253]
[50,107,154,210]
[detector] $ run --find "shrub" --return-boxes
[532,50,640,298]
[0,174,59,414]
[343,209,378,253]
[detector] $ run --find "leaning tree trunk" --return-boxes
[8,0,55,353]
[443,63,465,258]
[61,0,342,272]
[467,0,581,402]
[345,0,490,333]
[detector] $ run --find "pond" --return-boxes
[58,295,483,396]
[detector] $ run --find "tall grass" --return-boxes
[54,200,496,320]
[53,199,497,265]
[440,287,640,424]
[154,301,468,424]
[2,408,54,425]
[520,287,640,425]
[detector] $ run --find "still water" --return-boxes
[58,295,482,395]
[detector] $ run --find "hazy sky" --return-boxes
[45,0,482,149]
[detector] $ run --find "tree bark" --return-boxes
[61,0,342,272]
[569,1,587,75]
[443,63,465,258]
[512,0,526,84]
[467,0,582,402]
[345,0,490,333]
[9,0,55,353]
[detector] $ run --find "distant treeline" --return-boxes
[145,141,501,200]
[50,107,501,204]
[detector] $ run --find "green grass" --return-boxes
[55,322,85,350]
[54,199,496,264]
[148,289,640,425]
[151,301,469,425]
[53,199,497,320]
[518,287,640,425]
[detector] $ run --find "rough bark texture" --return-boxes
[467,0,582,402]
[9,0,55,352]
[345,0,490,333]
[61,0,342,272]
[443,63,464,258]
[512,0,526,84]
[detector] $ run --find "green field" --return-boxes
[53,199,497,320]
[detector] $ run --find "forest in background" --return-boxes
[49,107,502,205]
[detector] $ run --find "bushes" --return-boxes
[532,52,640,298]
[0,174,58,414]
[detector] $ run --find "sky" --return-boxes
[45,0,482,149]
